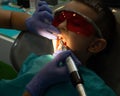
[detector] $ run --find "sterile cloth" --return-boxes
[0,53,117,96]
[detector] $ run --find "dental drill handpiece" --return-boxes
[60,40,87,96]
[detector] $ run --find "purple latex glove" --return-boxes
[26,1,60,39]
[26,50,81,96]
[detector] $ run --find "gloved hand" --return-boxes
[26,50,81,96]
[26,1,60,39]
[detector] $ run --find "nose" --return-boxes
[57,20,68,32]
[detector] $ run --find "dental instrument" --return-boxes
[60,40,87,96]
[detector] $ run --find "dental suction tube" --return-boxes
[61,40,86,96]
[66,56,87,96]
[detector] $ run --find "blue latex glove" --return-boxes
[26,1,60,39]
[26,50,81,96]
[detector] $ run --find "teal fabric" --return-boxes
[0,28,20,37]
[0,54,117,96]
[1,5,24,12]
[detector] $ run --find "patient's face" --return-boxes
[54,1,98,59]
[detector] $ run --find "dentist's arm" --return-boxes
[23,91,31,96]
[0,9,30,30]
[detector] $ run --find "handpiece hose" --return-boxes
[60,40,86,96]
[66,56,87,96]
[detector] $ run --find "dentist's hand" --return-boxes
[25,50,81,96]
[26,1,60,39]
